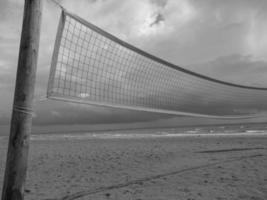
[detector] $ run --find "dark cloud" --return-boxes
[150,0,168,8]
[150,13,165,27]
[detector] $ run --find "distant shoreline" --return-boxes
[1,130,267,142]
[1,122,267,137]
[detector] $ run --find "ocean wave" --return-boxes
[29,130,267,141]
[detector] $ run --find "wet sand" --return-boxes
[0,134,267,200]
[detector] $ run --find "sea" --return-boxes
[1,123,267,141]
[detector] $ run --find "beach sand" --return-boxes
[0,134,267,200]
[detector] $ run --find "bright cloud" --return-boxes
[246,13,267,60]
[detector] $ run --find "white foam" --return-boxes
[245,130,266,133]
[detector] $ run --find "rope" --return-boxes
[13,105,33,115]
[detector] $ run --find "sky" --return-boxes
[1,0,267,127]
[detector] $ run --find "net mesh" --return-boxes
[47,10,267,118]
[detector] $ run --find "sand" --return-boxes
[0,134,267,200]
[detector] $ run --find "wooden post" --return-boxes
[1,1,42,200]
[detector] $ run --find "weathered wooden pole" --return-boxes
[1,1,42,200]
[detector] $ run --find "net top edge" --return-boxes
[63,10,267,91]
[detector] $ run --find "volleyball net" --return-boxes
[47,10,267,118]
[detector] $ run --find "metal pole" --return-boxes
[1,1,42,200]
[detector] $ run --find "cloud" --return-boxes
[1,0,267,125]
[246,12,267,60]
[143,0,267,65]
[188,54,267,87]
